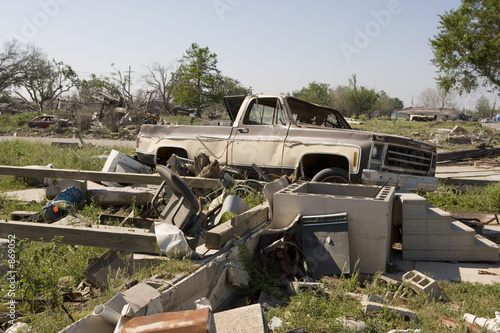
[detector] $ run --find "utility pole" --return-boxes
[126,66,134,104]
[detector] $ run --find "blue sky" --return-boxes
[0,0,496,110]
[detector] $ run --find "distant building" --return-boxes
[392,107,463,121]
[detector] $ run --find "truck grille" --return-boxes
[385,145,434,175]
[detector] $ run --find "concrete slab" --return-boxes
[386,258,500,284]
[4,188,46,202]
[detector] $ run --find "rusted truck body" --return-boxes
[136,94,438,190]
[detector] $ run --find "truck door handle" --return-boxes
[238,128,249,133]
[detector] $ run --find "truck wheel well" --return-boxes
[300,154,349,180]
[156,147,188,166]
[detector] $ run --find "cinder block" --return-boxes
[403,235,499,262]
[213,303,267,333]
[402,270,443,299]
[402,206,453,232]
[403,224,476,249]
[363,300,416,319]
[398,192,428,217]
[273,182,395,274]
[287,281,325,295]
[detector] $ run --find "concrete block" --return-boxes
[288,281,325,295]
[403,235,499,262]
[106,282,161,317]
[273,182,395,274]
[213,303,268,333]
[402,207,453,232]
[403,223,476,249]
[402,270,443,299]
[398,192,428,217]
[362,300,416,319]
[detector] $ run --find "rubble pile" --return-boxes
[0,150,498,333]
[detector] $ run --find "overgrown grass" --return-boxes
[421,182,500,213]
[0,235,199,332]
[265,272,500,333]
[0,140,134,191]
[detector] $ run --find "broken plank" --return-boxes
[205,202,269,250]
[0,221,159,253]
[0,165,220,189]
[438,147,500,163]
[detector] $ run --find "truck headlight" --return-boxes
[371,146,379,159]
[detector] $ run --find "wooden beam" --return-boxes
[0,166,220,189]
[0,221,159,253]
[205,203,269,250]
[438,147,500,162]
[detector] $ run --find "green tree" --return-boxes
[374,91,404,117]
[346,74,380,118]
[173,43,220,116]
[430,0,500,95]
[78,74,116,103]
[292,82,332,106]
[211,75,251,101]
[475,96,491,117]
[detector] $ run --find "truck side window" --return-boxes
[277,102,286,125]
[245,98,280,125]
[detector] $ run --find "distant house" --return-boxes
[392,107,463,121]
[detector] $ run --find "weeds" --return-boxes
[422,182,500,213]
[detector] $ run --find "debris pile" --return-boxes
[0,150,498,332]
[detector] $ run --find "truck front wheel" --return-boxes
[311,167,349,183]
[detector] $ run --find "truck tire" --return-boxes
[311,167,350,183]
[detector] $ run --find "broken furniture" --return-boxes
[152,165,200,233]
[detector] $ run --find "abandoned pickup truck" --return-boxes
[136,94,438,190]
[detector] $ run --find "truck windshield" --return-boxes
[286,97,351,129]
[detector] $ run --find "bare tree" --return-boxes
[418,87,455,108]
[0,40,28,93]
[417,88,440,107]
[143,62,179,114]
[14,45,79,111]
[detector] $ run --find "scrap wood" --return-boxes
[0,221,158,253]
[452,212,500,225]
[0,165,220,189]
[437,147,500,163]
[478,270,500,276]
[205,202,269,250]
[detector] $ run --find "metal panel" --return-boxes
[302,213,350,276]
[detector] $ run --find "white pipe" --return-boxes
[464,313,500,333]
[93,305,121,325]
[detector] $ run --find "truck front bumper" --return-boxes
[362,169,438,191]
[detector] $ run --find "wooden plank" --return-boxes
[0,221,159,253]
[0,165,220,189]
[438,147,500,162]
[205,203,269,250]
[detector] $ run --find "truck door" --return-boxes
[229,96,289,172]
